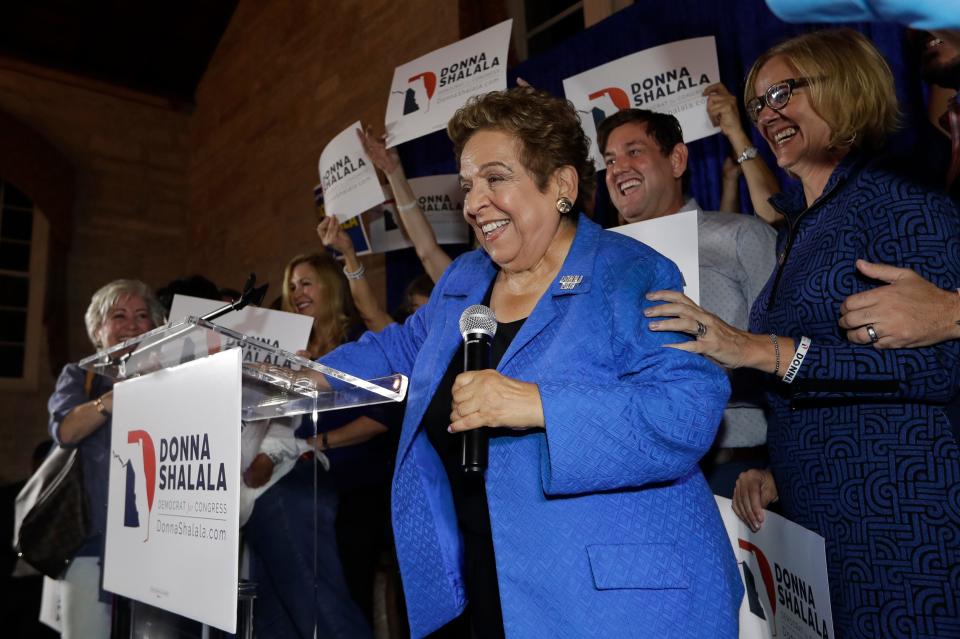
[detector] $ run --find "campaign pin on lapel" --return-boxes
[559,275,583,290]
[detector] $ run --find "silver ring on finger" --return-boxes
[865,324,879,344]
[696,320,707,339]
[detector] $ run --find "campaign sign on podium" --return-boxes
[80,316,408,633]
[105,349,242,632]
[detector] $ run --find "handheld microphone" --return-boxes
[458,304,497,474]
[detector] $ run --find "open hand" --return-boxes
[645,290,753,369]
[317,216,355,256]
[243,452,275,488]
[732,468,778,532]
[839,260,960,348]
[704,83,746,139]
[357,124,400,174]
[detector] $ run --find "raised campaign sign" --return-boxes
[563,36,721,169]
[385,20,511,147]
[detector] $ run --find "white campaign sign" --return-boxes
[610,210,700,304]
[384,20,511,148]
[168,294,312,356]
[563,36,721,169]
[104,349,243,632]
[319,121,384,221]
[715,496,835,639]
[368,174,469,252]
[39,576,61,631]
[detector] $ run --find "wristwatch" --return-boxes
[736,146,758,165]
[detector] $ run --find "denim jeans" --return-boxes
[243,460,371,639]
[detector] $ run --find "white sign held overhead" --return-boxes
[563,37,721,169]
[715,496,835,639]
[385,20,512,148]
[103,350,243,633]
[319,121,385,222]
[610,209,700,304]
[368,174,469,253]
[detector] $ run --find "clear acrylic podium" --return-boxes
[80,316,407,419]
[78,317,407,638]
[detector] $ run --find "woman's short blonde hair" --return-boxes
[281,252,358,356]
[744,29,900,153]
[84,279,165,348]
[447,86,596,215]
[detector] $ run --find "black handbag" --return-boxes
[13,444,90,579]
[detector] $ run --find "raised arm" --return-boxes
[358,126,452,282]
[718,156,742,213]
[317,216,394,332]
[704,83,783,226]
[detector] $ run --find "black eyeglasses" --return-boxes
[745,78,813,123]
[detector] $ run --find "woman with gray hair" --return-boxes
[48,278,165,638]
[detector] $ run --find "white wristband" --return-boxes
[781,336,812,384]
[395,200,418,212]
[343,263,366,280]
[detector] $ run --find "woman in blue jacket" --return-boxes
[320,86,742,638]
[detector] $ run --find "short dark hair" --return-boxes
[597,109,683,157]
[156,274,221,313]
[448,86,597,217]
[596,109,689,192]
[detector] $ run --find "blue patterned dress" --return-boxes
[750,154,960,638]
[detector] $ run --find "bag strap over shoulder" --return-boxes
[84,369,96,399]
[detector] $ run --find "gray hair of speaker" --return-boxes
[459,304,497,339]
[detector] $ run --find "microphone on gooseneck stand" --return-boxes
[200,274,269,322]
[458,304,498,474]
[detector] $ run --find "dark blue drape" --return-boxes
[387,0,925,310]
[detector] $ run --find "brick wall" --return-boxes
[0,0,459,481]
[187,0,459,303]
[0,68,191,481]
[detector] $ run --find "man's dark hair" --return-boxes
[596,108,690,192]
[156,275,221,312]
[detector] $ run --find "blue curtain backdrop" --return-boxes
[387,0,923,311]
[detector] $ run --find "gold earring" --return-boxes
[556,196,573,215]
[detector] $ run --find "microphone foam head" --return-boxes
[459,304,497,339]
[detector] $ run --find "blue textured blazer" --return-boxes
[323,216,743,638]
